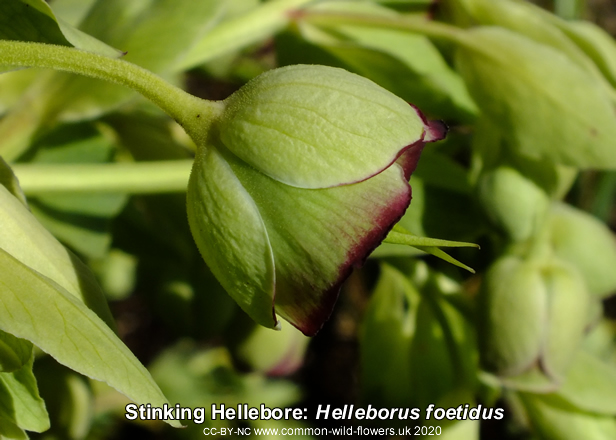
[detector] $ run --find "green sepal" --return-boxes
[225,144,412,335]
[219,64,426,189]
[186,144,277,330]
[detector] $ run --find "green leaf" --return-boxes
[0,249,181,428]
[176,0,311,71]
[387,226,479,249]
[360,263,420,407]
[0,184,116,330]
[0,354,49,433]
[49,0,224,121]
[149,343,301,435]
[0,331,32,373]
[0,156,27,207]
[34,357,94,440]
[0,421,27,440]
[456,27,616,169]
[0,0,225,160]
[0,0,120,57]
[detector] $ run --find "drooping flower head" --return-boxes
[187,65,446,335]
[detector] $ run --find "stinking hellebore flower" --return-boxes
[186,65,446,335]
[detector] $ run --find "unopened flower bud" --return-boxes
[187,65,446,335]
[477,166,550,242]
[479,255,589,382]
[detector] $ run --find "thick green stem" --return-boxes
[0,41,223,144]
[12,160,192,194]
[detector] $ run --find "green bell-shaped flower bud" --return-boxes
[187,65,446,335]
[477,166,550,242]
[549,202,616,298]
[479,255,589,382]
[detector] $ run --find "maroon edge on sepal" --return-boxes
[292,183,413,336]
[330,107,446,189]
[397,140,426,181]
[399,106,448,180]
[288,106,447,336]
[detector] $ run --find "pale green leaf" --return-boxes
[0,249,181,428]
[0,185,116,330]
[0,156,27,207]
[0,331,32,373]
[177,0,311,71]
[387,227,479,249]
[0,0,120,57]
[360,263,419,406]
[50,0,224,121]
[0,354,49,433]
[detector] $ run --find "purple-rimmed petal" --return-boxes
[223,146,411,335]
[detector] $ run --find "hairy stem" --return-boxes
[0,41,223,144]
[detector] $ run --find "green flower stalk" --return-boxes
[187,65,446,335]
